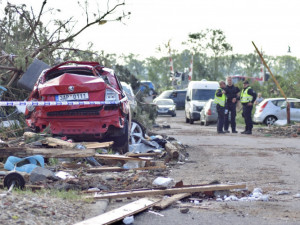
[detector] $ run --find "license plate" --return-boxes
[55,93,89,101]
[158,109,168,112]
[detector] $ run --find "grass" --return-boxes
[13,188,84,201]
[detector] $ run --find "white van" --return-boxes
[185,80,219,124]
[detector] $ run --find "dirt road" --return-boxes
[134,110,300,225]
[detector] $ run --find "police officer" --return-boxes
[224,76,240,133]
[214,80,227,134]
[240,80,257,134]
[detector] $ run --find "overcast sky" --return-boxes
[2,0,300,59]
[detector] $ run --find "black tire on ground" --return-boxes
[189,114,194,124]
[113,118,129,154]
[185,111,189,123]
[204,119,209,126]
[200,121,204,125]
[172,113,176,117]
[185,117,189,123]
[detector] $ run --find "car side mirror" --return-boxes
[280,105,286,110]
[186,96,190,101]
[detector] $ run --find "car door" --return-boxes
[274,100,286,120]
[290,102,300,121]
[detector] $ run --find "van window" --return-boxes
[192,89,216,101]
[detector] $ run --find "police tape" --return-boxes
[0,100,122,107]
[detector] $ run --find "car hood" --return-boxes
[39,73,107,95]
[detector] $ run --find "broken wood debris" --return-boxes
[153,193,191,210]
[84,141,114,149]
[94,154,152,161]
[0,147,96,158]
[86,165,167,173]
[89,184,246,200]
[165,142,179,159]
[74,198,160,225]
[126,152,161,157]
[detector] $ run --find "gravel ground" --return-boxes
[0,191,87,225]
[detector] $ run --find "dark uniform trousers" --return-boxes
[216,104,225,132]
[242,104,253,131]
[224,103,237,131]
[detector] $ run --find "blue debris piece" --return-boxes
[4,155,44,173]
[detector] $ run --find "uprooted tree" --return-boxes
[0,0,129,99]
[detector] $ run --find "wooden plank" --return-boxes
[87,167,126,173]
[74,198,160,225]
[84,141,114,149]
[153,193,191,210]
[41,137,75,148]
[94,154,151,161]
[87,165,167,173]
[89,184,246,200]
[0,147,95,158]
[132,165,166,171]
[126,152,161,157]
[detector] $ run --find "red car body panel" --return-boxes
[25,61,130,141]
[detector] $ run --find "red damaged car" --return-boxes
[25,61,131,152]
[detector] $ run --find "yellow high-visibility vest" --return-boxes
[214,88,226,107]
[240,87,253,103]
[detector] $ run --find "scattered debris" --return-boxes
[257,123,300,137]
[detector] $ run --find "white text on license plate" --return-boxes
[56,93,89,101]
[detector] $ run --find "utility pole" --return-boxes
[252,41,290,124]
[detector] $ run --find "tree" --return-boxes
[205,29,232,80]
[0,0,129,97]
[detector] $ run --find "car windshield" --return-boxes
[156,99,174,105]
[192,89,216,101]
[122,85,134,100]
[45,68,96,82]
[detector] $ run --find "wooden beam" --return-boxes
[87,167,126,173]
[74,198,160,225]
[89,184,246,200]
[165,142,179,159]
[126,152,161,157]
[41,137,76,148]
[84,141,114,149]
[0,147,95,158]
[87,165,167,173]
[153,193,191,210]
[94,154,151,161]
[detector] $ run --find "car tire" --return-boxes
[172,113,176,117]
[130,119,145,144]
[264,116,277,126]
[113,118,129,154]
[185,112,190,123]
[200,121,204,125]
[204,118,209,126]
[189,114,194,124]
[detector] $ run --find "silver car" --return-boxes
[200,99,218,126]
[253,98,300,125]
